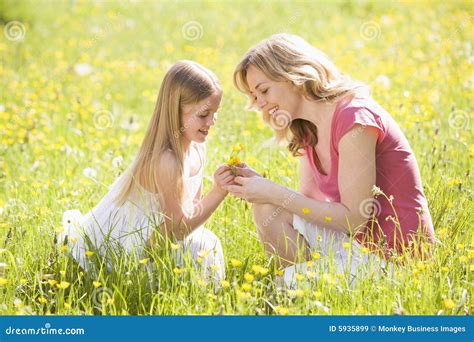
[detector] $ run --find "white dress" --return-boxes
[283,215,389,288]
[61,143,225,282]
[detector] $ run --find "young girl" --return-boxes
[228,34,435,285]
[61,61,234,282]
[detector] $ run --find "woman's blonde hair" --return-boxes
[115,60,221,206]
[234,33,364,174]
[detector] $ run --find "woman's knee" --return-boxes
[252,203,292,231]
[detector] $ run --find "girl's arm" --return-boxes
[226,125,378,234]
[155,151,233,240]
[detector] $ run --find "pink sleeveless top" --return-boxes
[304,89,434,257]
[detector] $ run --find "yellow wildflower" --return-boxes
[275,306,289,315]
[220,280,230,288]
[56,281,70,289]
[0,277,7,286]
[85,251,94,257]
[302,207,311,214]
[443,299,455,310]
[92,281,102,288]
[230,258,242,267]
[244,273,254,282]
[241,283,252,291]
[139,258,149,264]
[173,267,184,275]
[324,216,332,222]
[312,252,321,260]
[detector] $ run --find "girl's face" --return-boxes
[246,65,302,120]
[181,92,221,144]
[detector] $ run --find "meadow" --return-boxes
[0,0,472,315]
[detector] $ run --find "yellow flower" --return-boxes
[313,291,322,299]
[20,278,27,284]
[296,273,304,281]
[361,247,370,253]
[92,281,102,288]
[139,258,149,265]
[226,156,241,166]
[170,242,180,250]
[220,280,230,288]
[324,216,332,222]
[173,267,184,275]
[48,279,58,286]
[60,245,69,252]
[198,249,210,259]
[355,305,365,314]
[275,305,289,315]
[441,266,449,273]
[64,303,72,309]
[459,256,468,263]
[468,250,474,259]
[244,273,254,282]
[85,251,94,257]
[306,261,314,268]
[241,283,252,291]
[0,277,7,286]
[251,265,269,275]
[342,242,351,249]
[288,289,305,298]
[443,299,455,310]
[302,207,311,214]
[56,281,70,289]
[230,258,242,267]
[37,296,47,304]
[312,252,321,260]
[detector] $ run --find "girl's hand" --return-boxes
[213,164,235,195]
[224,176,279,204]
[234,163,262,178]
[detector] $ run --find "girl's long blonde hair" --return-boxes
[115,60,221,206]
[234,33,365,174]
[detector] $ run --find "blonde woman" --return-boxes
[229,34,434,284]
[61,61,234,282]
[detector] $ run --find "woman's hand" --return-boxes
[213,164,235,196]
[234,163,262,178]
[224,176,280,204]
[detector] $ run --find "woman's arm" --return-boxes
[226,125,379,234]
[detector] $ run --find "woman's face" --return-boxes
[245,65,302,122]
[181,92,221,144]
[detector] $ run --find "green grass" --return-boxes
[0,0,472,315]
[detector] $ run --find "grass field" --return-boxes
[0,0,472,315]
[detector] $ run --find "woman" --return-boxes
[227,34,434,282]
